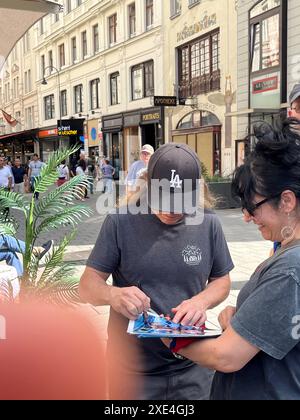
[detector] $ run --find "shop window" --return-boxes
[250,0,281,74]
[178,30,220,98]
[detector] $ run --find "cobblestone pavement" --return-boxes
[11,191,272,331]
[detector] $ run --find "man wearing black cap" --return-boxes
[80,143,234,400]
[289,84,300,120]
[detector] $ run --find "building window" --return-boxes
[77,0,82,6]
[93,24,99,54]
[170,0,181,17]
[128,3,136,37]
[146,0,153,29]
[60,90,67,117]
[188,0,200,7]
[250,0,280,74]
[13,77,19,99]
[44,94,55,120]
[24,70,32,94]
[71,37,77,63]
[74,84,83,113]
[23,32,30,53]
[40,18,44,35]
[25,106,34,129]
[58,44,65,68]
[110,72,120,105]
[48,50,53,69]
[41,55,45,78]
[66,0,72,13]
[109,14,117,45]
[131,60,154,100]
[81,30,87,58]
[178,30,220,98]
[90,78,100,110]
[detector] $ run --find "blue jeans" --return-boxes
[0,235,25,276]
[30,177,39,199]
[103,178,113,194]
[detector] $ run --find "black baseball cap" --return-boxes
[147,143,201,214]
[289,84,300,105]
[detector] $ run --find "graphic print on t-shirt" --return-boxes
[182,245,202,266]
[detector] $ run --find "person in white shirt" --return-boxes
[28,154,45,200]
[125,144,154,191]
[57,160,70,187]
[0,156,13,219]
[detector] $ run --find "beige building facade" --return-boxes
[162,0,238,176]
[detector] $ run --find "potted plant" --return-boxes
[201,163,240,210]
[0,146,92,304]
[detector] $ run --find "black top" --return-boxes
[12,167,26,184]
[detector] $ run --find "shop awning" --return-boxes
[0,0,62,71]
[0,128,38,141]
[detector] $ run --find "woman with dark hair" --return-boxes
[161,120,300,400]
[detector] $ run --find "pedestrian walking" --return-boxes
[80,143,233,400]
[0,156,13,219]
[161,120,300,400]
[57,160,69,187]
[12,158,27,194]
[28,154,45,200]
[125,144,154,191]
[101,159,115,194]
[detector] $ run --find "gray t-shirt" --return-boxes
[29,160,45,177]
[126,160,146,186]
[87,209,234,376]
[211,243,300,400]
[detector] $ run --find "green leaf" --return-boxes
[33,175,90,219]
[33,146,80,194]
[37,232,76,285]
[34,206,93,238]
[0,221,17,237]
[34,277,81,306]
[0,189,27,213]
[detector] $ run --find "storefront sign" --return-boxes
[177,12,217,43]
[38,128,57,138]
[88,119,100,147]
[154,96,177,107]
[57,119,84,137]
[252,76,278,94]
[141,109,161,124]
[250,72,280,109]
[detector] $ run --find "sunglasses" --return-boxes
[242,194,281,216]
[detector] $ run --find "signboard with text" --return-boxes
[154,96,177,107]
[57,119,84,137]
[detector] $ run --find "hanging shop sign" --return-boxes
[57,119,84,136]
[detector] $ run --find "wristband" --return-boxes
[169,338,197,360]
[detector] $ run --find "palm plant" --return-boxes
[0,145,93,304]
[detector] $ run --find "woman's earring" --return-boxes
[281,213,295,241]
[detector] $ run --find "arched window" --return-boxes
[177,110,221,130]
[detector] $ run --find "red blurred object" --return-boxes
[0,303,106,400]
[1,109,18,127]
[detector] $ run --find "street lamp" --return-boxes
[41,65,62,148]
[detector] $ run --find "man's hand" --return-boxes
[110,286,151,320]
[172,296,207,327]
[218,306,236,331]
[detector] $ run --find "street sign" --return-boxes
[154,96,177,107]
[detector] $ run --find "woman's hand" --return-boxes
[110,286,150,320]
[218,306,236,331]
[172,297,207,327]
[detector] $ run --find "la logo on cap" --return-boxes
[170,170,182,189]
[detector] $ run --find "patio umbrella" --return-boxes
[0,0,62,71]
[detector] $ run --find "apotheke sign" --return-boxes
[154,96,177,107]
